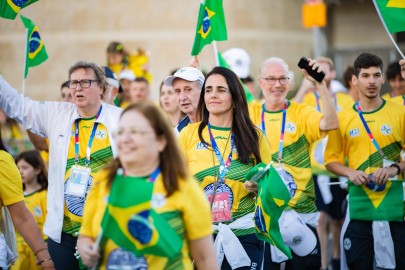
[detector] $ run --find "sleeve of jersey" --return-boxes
[324,127,345,166]
[181,177,212,241]
[258,131,272,164]
[0,151,24,206]
[80,176,104,238]
[299,104,325,143]
[248,101,261,127]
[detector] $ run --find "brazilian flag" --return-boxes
[349,180,404,221]
[373,0,405,34]
[20,15,48,78]
[0,0,38,20]
[217,52,255,103]
[100,174,183,259]
[191,0,227,56]
[246,163,292,259]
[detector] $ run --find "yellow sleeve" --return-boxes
[298,103,325,143]
[181,177,212,241]
[258,130,272,164]
[324,125,345,166]
[80,174,107,238]
[0,151,24,206]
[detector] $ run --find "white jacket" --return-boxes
[0,76,122,243]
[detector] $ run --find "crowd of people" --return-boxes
[0,41,404,270]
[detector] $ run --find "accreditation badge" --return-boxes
[65,165,91,197]
[208,191,232,223]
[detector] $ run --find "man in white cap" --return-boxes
[118,69,135,108]
[164,67,205,135]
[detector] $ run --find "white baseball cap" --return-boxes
[164,67,205,87]
[280,210,317,257]
[118,69,136,81]
[222,48,251,79]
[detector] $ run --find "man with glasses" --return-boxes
[0,61,122,270]
[249,57,338,270]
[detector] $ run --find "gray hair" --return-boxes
[260,57,289,76]
[68,61,107,96]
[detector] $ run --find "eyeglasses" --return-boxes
[66,79,99,89]
[261,77,289,85]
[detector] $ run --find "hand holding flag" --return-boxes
[245,162,292,259]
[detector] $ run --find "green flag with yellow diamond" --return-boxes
[349,180,404,221]
[20,15,48,78]
[191,0,227,56]
[246,163,292,259]
[0,0,38,20]
[100,174,183,258]
[373,0,405,34]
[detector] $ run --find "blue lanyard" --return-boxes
[148,167,161,183]
[208,123,234,183]
[314,91,337,112]
[355,102,385,157]
[74,106,102,166]
[402,95,405,106]
[261,102,287,162]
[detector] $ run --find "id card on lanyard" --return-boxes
[355,103,397,179]
[66,106,102,197]
[207,123,234,223]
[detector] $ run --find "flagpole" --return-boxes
[22,28,28,95]
[372,0,405,59]
[212,41,220,66]
[90,230,103,270]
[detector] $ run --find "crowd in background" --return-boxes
[0,41,405,270]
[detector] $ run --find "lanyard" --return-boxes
[208,123,234,183]
[355,102,385,157]
[314,91,337,112]
[402,95,405,106]
[261,102,287,163]
[148,167,161,183]
[74,106,102,166]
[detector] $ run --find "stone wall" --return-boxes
[0,0,310,101]
[0,1,397,101]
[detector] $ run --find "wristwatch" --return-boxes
[390,163,401,176]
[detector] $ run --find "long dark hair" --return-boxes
[197,66,262,164]
[106,102,189,196]
[15,150,48,191]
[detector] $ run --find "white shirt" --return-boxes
[0,76,122,243]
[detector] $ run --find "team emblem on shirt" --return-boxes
[380,124,392,135]
[96,130,107,139]
[349,128,360,138]
[196,142,208,150]
[33,206,42,217]
[151,193,166,208]
[285,122,296,133]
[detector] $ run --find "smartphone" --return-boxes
[297,57,325,83]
